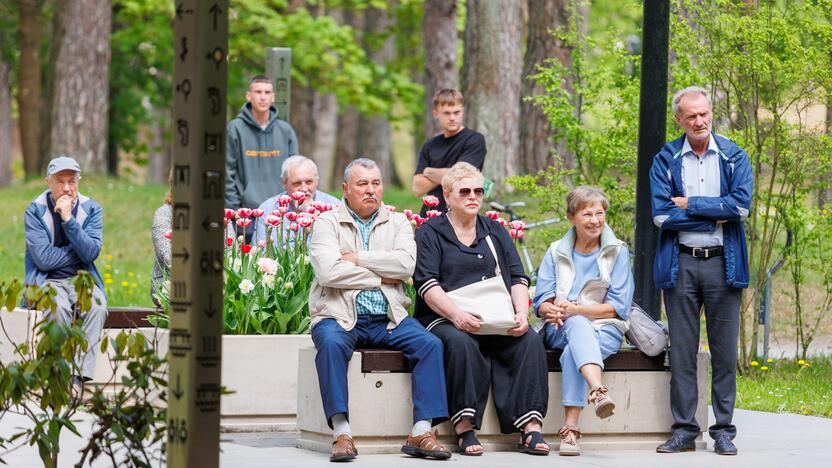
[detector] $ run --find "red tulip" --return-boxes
[241,244,253,254]
[422,195,440,207]
[163,231,172,240]
[226,237,233,247]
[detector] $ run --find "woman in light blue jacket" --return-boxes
[532,187,634,456]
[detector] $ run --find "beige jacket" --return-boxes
[308,202,416,331]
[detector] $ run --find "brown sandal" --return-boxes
[401,430,452,460]
[331,434,358,462]
[588,385,615,419]
[558,425,581,456]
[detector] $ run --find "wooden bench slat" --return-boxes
[358,348,667,373]
[104,307,159,329]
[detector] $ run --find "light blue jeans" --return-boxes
[542,315,624,408]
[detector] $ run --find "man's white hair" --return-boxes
[671,86,712,115]
[280,155,318,183]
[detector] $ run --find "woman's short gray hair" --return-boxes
[566,186,609,217]
[281,155,318,183]
[671,86,711,115]
[343,158,379,184]
[441,162,483,193]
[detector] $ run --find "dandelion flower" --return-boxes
[121,281,129,287]
[761,366,769,371]
[239,279,255,294]
[751,361,759,366]
[798,359,806,365]
[767,358,773,363]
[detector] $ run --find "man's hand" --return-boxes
[716,219,727,224]
[340,252,359,265]
[507,311,529,337]
[671,196,689,210]
[55,195,73,222]
[451,310,482,334]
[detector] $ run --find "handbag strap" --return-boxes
[484,235,501,276]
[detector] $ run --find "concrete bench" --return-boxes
[296,347,709,454]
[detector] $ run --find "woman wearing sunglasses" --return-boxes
[532,186,634,456]
[413,162,550,456]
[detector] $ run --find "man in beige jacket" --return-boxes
[309,158,451,462]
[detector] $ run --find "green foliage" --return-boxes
[509,0,642,245]
[737,355,832,418]
[670,0,832,367]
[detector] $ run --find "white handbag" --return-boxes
[446,235,517,335]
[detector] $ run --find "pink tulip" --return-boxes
[297,214,314,228]
[265,215,282,227]
[285,211,298,222]
[403,209,414,220]
[306,206,318,214]
[496,217,508,227]
[251,209,265,218]
[516,230,524,239]
[236,208,253,218]
[422,195,440,207]
[277,206,289,215]
[258,240,267,248]
[485,210,499,220]
[509,220,526,231]
[290,191,306,205]
[236,218,252,228]
[386,205,396,212]
[164,231,172,240]
[509,229,518,238]
[425,210,442,219]
[277,194,292,206]
[289,222,299,232]
[224,209,236,219]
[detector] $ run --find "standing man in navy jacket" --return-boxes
[650,87,753,456]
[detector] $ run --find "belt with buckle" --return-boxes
[680,245,723,259]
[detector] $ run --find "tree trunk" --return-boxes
[0,59,12,187]
[357,4,396,185]
[18,0,43,179]
[519,0,571,174]
[49,0,111,173]
[422,0,458,142]
[462,0,523,182]
[334,106,359,189]
[146,108,172,184]
[821,91,832,208]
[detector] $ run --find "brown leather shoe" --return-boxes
[401,430,452,460]
[330,434,358,462]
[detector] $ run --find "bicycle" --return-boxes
[489,200,561,284]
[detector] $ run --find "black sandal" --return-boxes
[518,430,550,456]
[457,430,483,456]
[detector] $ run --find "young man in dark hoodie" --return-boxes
[225,75,298,213]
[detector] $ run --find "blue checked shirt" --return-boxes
[348,207,389,316]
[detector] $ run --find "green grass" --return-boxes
[736,356,832,418]
[0,177,426,307]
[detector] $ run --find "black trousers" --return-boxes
[430,322,549,434]
[664,252,742,440]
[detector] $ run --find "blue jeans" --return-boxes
[542,315,623,408]
[311,315,449,428]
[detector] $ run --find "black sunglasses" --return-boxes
[458,187,485,197]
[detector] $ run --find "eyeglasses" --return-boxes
[457,187,485,197]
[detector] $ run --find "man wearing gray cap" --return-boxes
[23,156,108,401]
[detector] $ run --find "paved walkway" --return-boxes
[1,408,829,467]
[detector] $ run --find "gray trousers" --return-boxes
[663,253,741,440]
[43,278,108,380]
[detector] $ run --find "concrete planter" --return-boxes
[220,333,313,432]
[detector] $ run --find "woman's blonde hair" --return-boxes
[566,186,609,217]
[441,161,484,193]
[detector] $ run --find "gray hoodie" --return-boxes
[225,103,298,209]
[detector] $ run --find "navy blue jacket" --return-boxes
[649,133,753,289]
